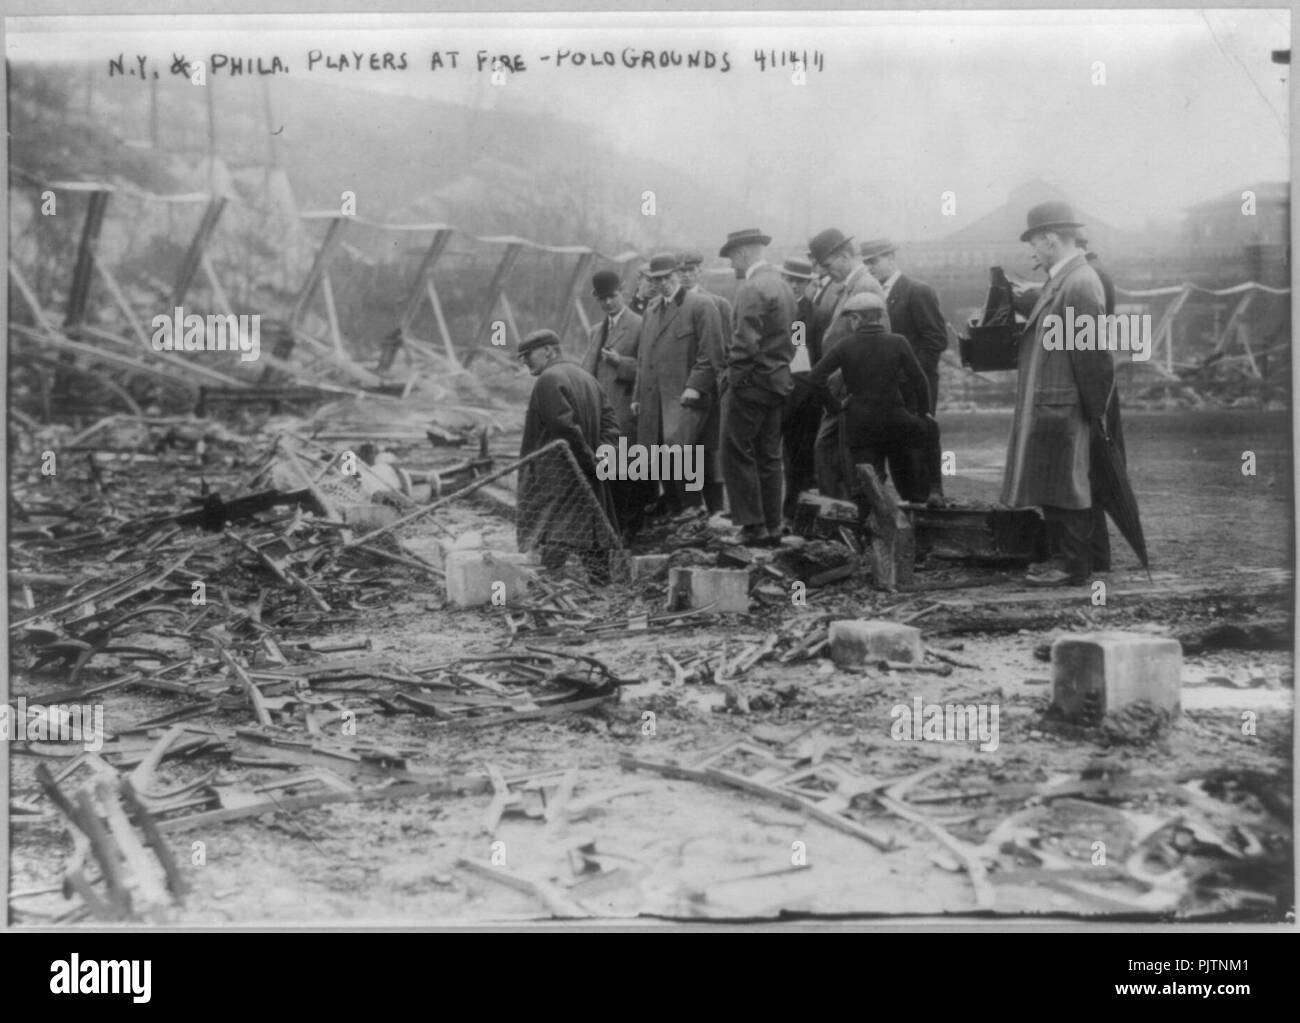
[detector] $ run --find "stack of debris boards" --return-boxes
[6,417,613,921]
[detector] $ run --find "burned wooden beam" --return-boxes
[620,756,898,853]
[174,489,315,529]
[156,777,490,833]
[63,188,111,331]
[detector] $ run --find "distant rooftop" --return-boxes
[1186,181,1290,212]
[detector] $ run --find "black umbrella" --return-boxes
[1090,415,1151,580]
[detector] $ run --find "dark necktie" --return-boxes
[602,317,612,346]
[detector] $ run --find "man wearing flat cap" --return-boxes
[807,291,934,497]
[516,329,621,584]
[631,253,725,518]
[717,228,797,546]
[580,270,649,539]
[806,228,888,498]
[1004,201,1118,586]
[862,237,950,504]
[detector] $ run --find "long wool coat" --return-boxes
[633,287,724,451]
[517,358,620,553]
[579,306,642,438]
[1001,253,1112,510]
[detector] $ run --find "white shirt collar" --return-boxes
[745,261,770,280]
[607,305,626,326]
[881,270,902,293]
[1048,251,1080,279]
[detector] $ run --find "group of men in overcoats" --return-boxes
[515,201,1128,589]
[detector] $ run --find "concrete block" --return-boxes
[666,567,750,613]
[1051,631,1182,718]
[445,550,535,608]
[829,619,923,667]
[630,554,671,582]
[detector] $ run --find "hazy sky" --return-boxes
[8,10,1290,241]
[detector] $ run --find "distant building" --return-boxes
[1183,181,1290,285]
[1184,181,1289,247]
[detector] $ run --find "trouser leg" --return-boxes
[755,399,786,533]
[815,412,844,498]
[610,478,652,538]
[847,446,889,495]
[678,479,704,510]
[653,421,682,517]
[917,351,944,497]
[1043,505,1091,579]
[722,387,782,527]
[782,379,819,518]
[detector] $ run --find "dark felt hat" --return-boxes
[591,270,622,298]
[676,250,704,268]
[1020,201,1084,242]
[517,329,561,357]
[718,228,771,258]
[858,237,897,261]
[644,253,679,278]
[807,228,855,266]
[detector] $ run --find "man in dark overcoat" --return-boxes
[1004,202,1119,586]
[861,237,949,503]
[579,270,647,539]
[516,329,620,584]
[630,253,725,517]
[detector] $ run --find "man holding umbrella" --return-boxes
[1004,201,1140,586]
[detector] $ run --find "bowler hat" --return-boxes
[718,228,771,258]
[591,270,621,298]
[644,253,679,278]
[781,257,814,281]
[676,250,704,269]
[1020,201,1084,242]
[858,237,897,261]
[517,329,561,358]
[807,228,855,266]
